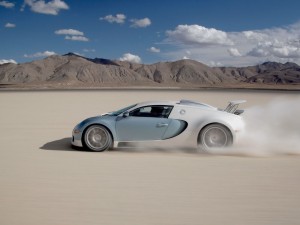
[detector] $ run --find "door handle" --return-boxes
[156,123,168,127]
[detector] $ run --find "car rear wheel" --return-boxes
[198,124,232,151]
[83,125,112,152]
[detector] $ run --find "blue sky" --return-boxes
[1,0,300,66]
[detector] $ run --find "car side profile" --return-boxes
[72,99,245,152]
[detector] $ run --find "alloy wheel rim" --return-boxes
[202,126,228,148]
[86,126,109,150]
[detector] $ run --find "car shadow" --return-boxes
[113,147,198,154]
[40,138,201,154]
[40,137,80,151]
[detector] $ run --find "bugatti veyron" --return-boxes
[71,99,245,152]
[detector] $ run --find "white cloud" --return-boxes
[100,14,126,24]
[0,59,17,64]
[163,22,300,66]
[24,51,56,58]
[248,48,268,57]
[148,47,160,53]
[4,22,16,28]
[271,45,300,58]
[241,28,300,58]
[247,41,300,58]
[0,0,14,8]
[247,43,271,57]
[130,18,151,28]
[166,24,233,46]
[228,48,242,57]
[243,31,269,41]
[55,29,84,36]
[65,35,89,42]
[55,28,89,42]
[209,61,223,67]
[23,0,69,15]
[119,53,141,63]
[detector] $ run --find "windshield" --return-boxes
[108,104,137,116]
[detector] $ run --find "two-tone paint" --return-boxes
[72,100,245,149]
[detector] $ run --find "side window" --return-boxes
[130,106,152,117]
[130,106,173,118]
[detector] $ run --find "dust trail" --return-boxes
[222,97,300,156]
[115,97,300,156]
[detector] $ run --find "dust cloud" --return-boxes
[224,97,300,156]
[115,97,300,156]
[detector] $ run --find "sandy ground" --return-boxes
[1,89,300,225]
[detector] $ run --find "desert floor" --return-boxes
[1,89,300,225]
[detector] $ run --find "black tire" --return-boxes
[82,125,112,152]
[198,124,233,151]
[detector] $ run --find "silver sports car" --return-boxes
[72,99,245,152]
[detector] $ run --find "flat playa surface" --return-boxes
[1,89,300,225]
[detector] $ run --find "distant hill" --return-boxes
[1,53,300,88]
[246,62,300,84]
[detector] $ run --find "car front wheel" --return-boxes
[83,125,112,152]
[198,124,232,151]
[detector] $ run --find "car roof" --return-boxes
[135,100,216,109]
[135,101,177,107]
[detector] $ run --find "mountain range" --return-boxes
[1,53,300,89]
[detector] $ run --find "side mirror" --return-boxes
[123,112,129,118]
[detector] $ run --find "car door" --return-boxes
[116,105,173,141]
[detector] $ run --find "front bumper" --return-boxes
[71,137,83,147]
[71,129,83,147]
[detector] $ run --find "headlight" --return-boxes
[73,128,80,134]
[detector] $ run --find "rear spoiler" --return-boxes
[224,100,246,115]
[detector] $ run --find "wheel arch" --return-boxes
[81,123,115,144]
[197,122,234,143]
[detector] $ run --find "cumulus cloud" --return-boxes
[242,31,269,42]
[100,14,126,24]
[228,48,242,57]
[0,59,17,64]
[148,47,160,53]
[130,18,151,28]
[23,0,69,15]
[163,22,300,66]
[24,51,56,58]
[209,61,223,67]
[271,46,300,58]
[185,50,191,55]
[234,23,300,63]
[247,41,300,58]
[119,53,141,63]
[4,22,16,28]
[55,29,84,36]
[166,24,233,46]
[247,49,268,57]
[0,0,14,8]
[65,35,89,42]
[55,28,89,42]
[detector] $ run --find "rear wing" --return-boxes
[224,100,246,115]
